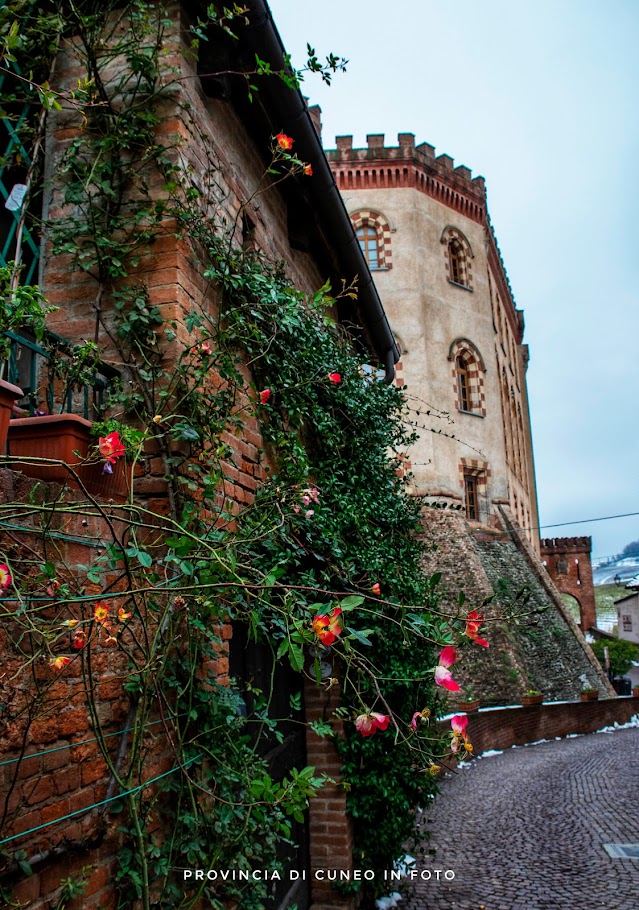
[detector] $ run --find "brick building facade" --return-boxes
[0,3,394,908]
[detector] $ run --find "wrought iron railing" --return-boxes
[3,330,119,420]
[0,62,41,284]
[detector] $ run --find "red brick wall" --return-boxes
[0,471,138,909]
[540,536,597,632]
[304,679,356,910]
[440,695,639,757]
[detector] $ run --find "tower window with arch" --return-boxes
[448,239,464,284]
[350,209,393,271]
[449,338,486,416]
[356,223,381,269]
[456,354,470,411]
[460,458,490,523]
[441,226,473,290]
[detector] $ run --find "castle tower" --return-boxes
[540,537,597,631]
[326,133,539,548]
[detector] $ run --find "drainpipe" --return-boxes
[239,1,399,383]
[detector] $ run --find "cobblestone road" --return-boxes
[403,726,639,910]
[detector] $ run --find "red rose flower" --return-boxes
[98,432,125,464]
[355,711,390,737]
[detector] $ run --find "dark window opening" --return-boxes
[449,240,463,285]
[464,474,478,521]
[456,357,470,411]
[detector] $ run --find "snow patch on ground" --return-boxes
[374,856,416,908]
[477,749,503,758]
[595,714,639,734]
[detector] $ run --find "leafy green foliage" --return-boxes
[591,637,638,677]
[0,263,56,361]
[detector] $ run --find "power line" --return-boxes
[536,510,639,532]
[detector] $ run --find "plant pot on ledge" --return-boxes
[457,699,481,713]
[521,693,543,707]
[6,414,130,501]
[632,687,639,698]
[0,379,24,454]
[580,690,599,702]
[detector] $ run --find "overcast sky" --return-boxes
[268,0,639,561]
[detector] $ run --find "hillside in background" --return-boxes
[593,553,639,587]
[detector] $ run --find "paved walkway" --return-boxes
[404,726,639,910]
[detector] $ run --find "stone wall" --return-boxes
[420,506,612,708]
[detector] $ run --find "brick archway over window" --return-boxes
[441,225,474,289]
[350,209,393,270]
[448,337,486,416]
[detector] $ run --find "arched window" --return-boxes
[511,389,523,481]
[441,226,473,289]
[351,209,393,270]
[455,353,471,412]
[448,239,464,285]
[501,367,512,465]
[448,338,486,416]
[356,223,380,269]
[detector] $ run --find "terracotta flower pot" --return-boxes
[632,687,639,698]
[580,691,599,702]
[0,379,24,454]
[458,699,480,713]
[6,414,130,500]
[521,694,543,706]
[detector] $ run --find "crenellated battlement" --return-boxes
[327,133,486,225]
[326,132,521,322]
[540,537,593,554]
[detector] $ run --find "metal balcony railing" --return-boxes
[3,330,119,420]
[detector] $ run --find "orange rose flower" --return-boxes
[93,603,110,625]
[312,607,343,646]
